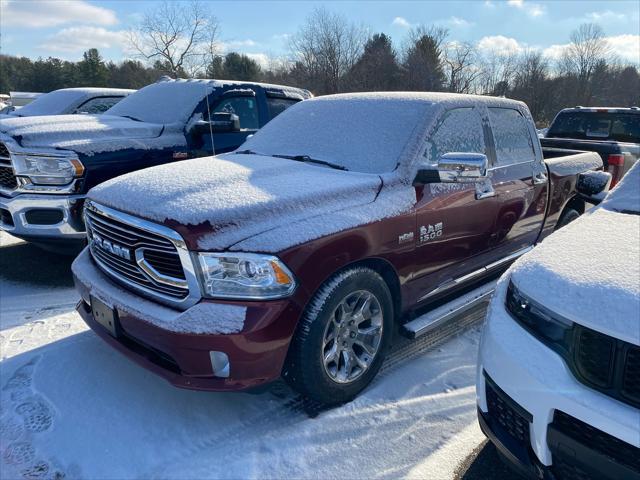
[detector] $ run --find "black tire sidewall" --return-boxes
[285,268,394,405]
[556,208,581,230]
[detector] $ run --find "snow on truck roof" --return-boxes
[106,78,311,126]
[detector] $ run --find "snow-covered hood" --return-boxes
[510,207,640,345]
[0,114,166,156]
[89,153,393,252]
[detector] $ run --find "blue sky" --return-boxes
[1,0,639,66]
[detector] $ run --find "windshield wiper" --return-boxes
[119,115,142,122]
[272,154,348,171]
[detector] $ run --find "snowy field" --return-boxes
[1,231,495,480]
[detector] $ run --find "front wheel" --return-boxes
[283,267,394,405]
[555,207,581,230]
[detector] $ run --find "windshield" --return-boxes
[239,95,434,174]
[547,111,640,143]
[106,81,211,125]
[15,90,84,116]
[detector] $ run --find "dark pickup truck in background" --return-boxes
[541,106,639,187]
[0,78,311,252]
[72,92,608,404]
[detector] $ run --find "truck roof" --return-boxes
[158,77,313,100]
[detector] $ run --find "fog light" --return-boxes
[209,351,230,378]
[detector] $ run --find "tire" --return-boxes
[283,267,394,405]
[555,207,581,230]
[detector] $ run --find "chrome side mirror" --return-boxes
[438,153,489,183]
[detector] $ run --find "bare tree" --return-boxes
[559,23,612,104]
[128,0,219,77]
[476,49,518,96]
[288,7,366,94]
[443,41,481,93]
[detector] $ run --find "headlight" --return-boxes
[195,252,296,299]
[505,281,573,345]
[13,154,84,185]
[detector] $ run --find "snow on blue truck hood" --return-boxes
[0,114,168,156]
[509,205,640,346]
[88,153,414,252]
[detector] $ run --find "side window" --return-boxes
[75,96,123,114]
[266,97,298,119]
[213,96,259,130]
[425,107,486,164]
[489,108,535,166]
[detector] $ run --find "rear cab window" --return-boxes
[547,111,640,143]
[266,97,299,119]
[488,108,536,167]
[75,96,124,114]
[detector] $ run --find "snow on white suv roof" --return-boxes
[508,162,640,345]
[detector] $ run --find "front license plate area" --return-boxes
[90,296,120,337]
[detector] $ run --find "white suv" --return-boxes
[476,163,640,479]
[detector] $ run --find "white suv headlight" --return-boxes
[195,252,296,299]
[13,154,84,185]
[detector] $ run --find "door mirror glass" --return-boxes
[437,152,489,183]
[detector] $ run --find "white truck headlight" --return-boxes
[195,252,296,299]
[13,154,84,185]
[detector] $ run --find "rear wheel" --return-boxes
[283,268,393,405]
[555,207,581,230]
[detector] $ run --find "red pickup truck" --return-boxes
[72,92,606,404]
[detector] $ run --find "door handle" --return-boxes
[475,180,495,200]
[533,172,547,185]
[476,190,496,200]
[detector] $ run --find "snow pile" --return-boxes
[0,114,172,156]
[15,88,133,117]
[89,154,386,251]
[545,151,603,176]
[510,207,640,345]
[72,249,246,334]
[601,160,640,213]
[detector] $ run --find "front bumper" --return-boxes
[0,193,86,240]
[477,280,640,479]
[72,248,302,391]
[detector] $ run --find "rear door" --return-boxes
[487,107,548,257]
[408,107,500,304]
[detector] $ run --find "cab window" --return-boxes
[75,96,124,114]
[266,97,298,119]
[425,107,486,165]
[489,108,536,167]
[213,97,259,130]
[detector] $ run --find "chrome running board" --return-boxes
[402,280,497,339]
[417,246,532,303]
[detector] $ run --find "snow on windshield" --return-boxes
[15,89,87,116]
[601,161,640,214]
[239,93,436,174]
[107,81,214,125]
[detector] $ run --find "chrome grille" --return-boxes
[84,202,195,305]
[0,143,17,192]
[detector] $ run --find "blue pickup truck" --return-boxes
[0,79,311,253]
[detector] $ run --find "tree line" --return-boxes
[1,4,638,126]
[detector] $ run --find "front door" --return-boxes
[408,107,500,305]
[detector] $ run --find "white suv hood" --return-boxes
[510,207,640,345]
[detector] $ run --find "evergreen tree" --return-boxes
[346,34,401,91]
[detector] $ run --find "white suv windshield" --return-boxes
[240,95,434,174]
[16,90,84,116]
[107,82,211,125]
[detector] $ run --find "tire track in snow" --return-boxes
[144,305,486,479]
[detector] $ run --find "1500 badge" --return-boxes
[420,222,443,244]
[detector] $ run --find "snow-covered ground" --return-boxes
[1,232,487,480]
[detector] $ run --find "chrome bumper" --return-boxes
[0,193,86,239]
